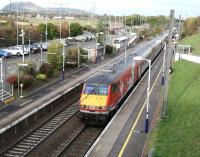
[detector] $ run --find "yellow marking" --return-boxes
[80,94,107,107]
[118,67,162,157]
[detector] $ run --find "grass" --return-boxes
[153,60,200,157]
[181,32,200,55]
[26,18,98,27]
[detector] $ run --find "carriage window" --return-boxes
[111,83,118,93]
[84,84,96,94]
[98,86,108,95]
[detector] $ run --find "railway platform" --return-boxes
[0,46,136,135]
[85,49,164,157]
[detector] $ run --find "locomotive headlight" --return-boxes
[99,106,107,110]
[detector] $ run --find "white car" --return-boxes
[4,46,29,56]
[87,33,96,39]
[74,35,87,42]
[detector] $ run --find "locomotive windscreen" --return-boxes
[84,84,108,95]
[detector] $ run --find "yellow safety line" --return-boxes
[118,67,162,157]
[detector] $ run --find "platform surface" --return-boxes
[86,51,164,157]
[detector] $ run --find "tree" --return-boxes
[183,17,200,36]
[37,23,58,40]
[47,42,63,69]
[96,21,106,33]
[147,16,168,27]
[47,23,58,39]
[66,48,88,63]
[61,21,69,37]
[70,23,83,37]
[82,25,96,33]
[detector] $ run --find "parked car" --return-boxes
[34,43,49,51]
[83,33,92,40]
[41,43,49,51]
[67,36,74,41]
[74,35,87,42]
[0,49,11,58]
[83,32,96,40]
[17,45,29,52]
[30,44,40,53]
[3,46,29,56]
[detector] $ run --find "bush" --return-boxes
[6,75,18,87]
[40,63,54,77]
[106,45,116,54]
[36,74,47,81]
[19,62,36,76]
[19,74,34,89]
[47,42,63,69]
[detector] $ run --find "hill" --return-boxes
[1,2,91,15]
[2,2,43,13]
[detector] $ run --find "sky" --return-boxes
[0,0,199,17]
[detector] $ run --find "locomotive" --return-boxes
[79,34,168,123]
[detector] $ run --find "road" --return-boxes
[1,40,96,78]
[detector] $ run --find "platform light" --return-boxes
[133,56,151,133]
[18,63,28,98]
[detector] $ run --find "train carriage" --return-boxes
[79,33,168,124]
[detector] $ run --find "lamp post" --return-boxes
[62,43,67,80]
[162,42,166,85]
[20,83,24,98]
[59,6,62,40]
[28,31,31,60]
[45,7,48,43]
[18,63,28,98]
[68,3,71,38]
[0,58,3,102]
[19,29,25,63]
[78,42,80,68]
[133,56,151,133]
[16,3,19,46]
[40,34,43,66]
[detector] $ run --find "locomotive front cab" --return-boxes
[79,84,109,114]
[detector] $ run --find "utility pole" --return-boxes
[162,9,175,117]
[62,43,66,80]
[125,15,127,30]
[10,0,11,17]
[68,4,71,37]
[115,14,116,35]
[40,34,43,66]
[29,31,31,60]
[109,11,111,44]
[81,10,83,26]
[45,8,48,43]
[19,29,25,63]
[60,6,62,40]
[0,58,3,102]
[78,42,80,68]
[16,3,19,46]
[178,15,182,40]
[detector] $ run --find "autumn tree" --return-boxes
[70,23,83,37]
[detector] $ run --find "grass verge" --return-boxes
[181,32,200,55]
[152,60,200,157]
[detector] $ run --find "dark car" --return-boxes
[0,49,11,58]
[30,44,40,53]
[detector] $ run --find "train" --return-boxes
[79,33,168,124]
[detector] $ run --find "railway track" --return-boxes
[55,126,103,157]
[0,100,79,157]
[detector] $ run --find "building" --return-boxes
[82,44,105,63]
